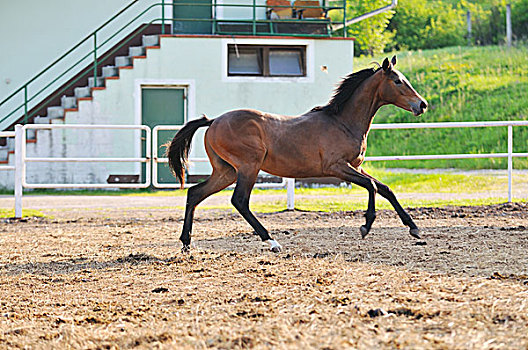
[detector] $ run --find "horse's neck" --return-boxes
[338,77,383,137]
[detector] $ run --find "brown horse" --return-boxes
[167,56,428,252]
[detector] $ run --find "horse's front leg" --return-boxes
[359,168,420,239]
[329,162,378,238]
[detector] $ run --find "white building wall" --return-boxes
[0,35,354,189]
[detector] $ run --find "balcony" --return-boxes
[172,0,348,37]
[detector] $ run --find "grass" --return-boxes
[0,208,47,218]
[2,167,523,217]
[0,167,510,197]
[354,45,528,169]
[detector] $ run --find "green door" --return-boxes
[173,0,212,34]
[142,87,185,184]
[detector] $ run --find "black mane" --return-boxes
[311,67,379,115]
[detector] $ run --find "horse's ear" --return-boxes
[391,55,397,66]
[382,57,392,72]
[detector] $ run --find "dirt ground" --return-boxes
[0,197,527,349]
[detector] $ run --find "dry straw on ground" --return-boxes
[0,202,527,349]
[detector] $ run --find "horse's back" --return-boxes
[204,109,285,167]
[207,109,292,143]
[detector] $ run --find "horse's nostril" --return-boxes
[420,101,428,110]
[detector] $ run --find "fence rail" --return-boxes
[20,124,152,189]
[3,120,528,218]
[365,120,528,203]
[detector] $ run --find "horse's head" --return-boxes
[377,56,428,116]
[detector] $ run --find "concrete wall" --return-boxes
[0,35,354,189]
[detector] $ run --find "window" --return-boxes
[227,44,306,77]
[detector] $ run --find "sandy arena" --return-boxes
[0,194,527,349]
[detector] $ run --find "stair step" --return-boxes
[34,116,52,124]
[102,66,118,78]
[74,86,91,98]
[142,34,159,47]
[115,56,132,67]
[47,106,64,119]
[129,46,146,57]
[61,95,77,109]
[88,77,105,88]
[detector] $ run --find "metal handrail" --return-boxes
[0,1,347,130]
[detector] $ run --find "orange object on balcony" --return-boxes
[293,0,326,19]
[266,0,293,19]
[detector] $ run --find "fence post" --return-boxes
[286,178,295,210]
[14,125,23,218]
[507,125,513,203]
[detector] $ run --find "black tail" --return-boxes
[166,115,213,188]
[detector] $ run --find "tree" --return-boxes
[332,0,395,56]
[388,0,465,50]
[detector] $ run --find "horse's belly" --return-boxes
[261,154,323,178]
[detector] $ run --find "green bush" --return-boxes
[512,0,528,40]
[331,0,395,56]
[388,0,466,51]
[338,0,528,57]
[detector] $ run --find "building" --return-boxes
[0,1,366,189]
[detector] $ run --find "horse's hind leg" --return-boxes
[231,168,282,252]
[359,168,420,239]
[180,155,236,251]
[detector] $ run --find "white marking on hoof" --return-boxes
[266,239,282,253]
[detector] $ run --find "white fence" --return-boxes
[2,120,528,218]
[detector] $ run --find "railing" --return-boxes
[365,121,528,203]
[4,121,528,218]
[0,1,347,132]
[19,124,152,189]
[7,124,291,218]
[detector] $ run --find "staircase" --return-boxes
[31,35,158,126]
[0,34,160,170]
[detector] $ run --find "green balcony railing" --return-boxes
[0,1,347,131]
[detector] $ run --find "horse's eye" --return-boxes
[394,79,402,85]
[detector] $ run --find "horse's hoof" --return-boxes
[410,228,421,239]
[181,245,191,253]
[266,239,282,253]
[271,246,281,253]
[360,225,369,239]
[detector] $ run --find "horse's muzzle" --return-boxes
[411,100,428,116]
